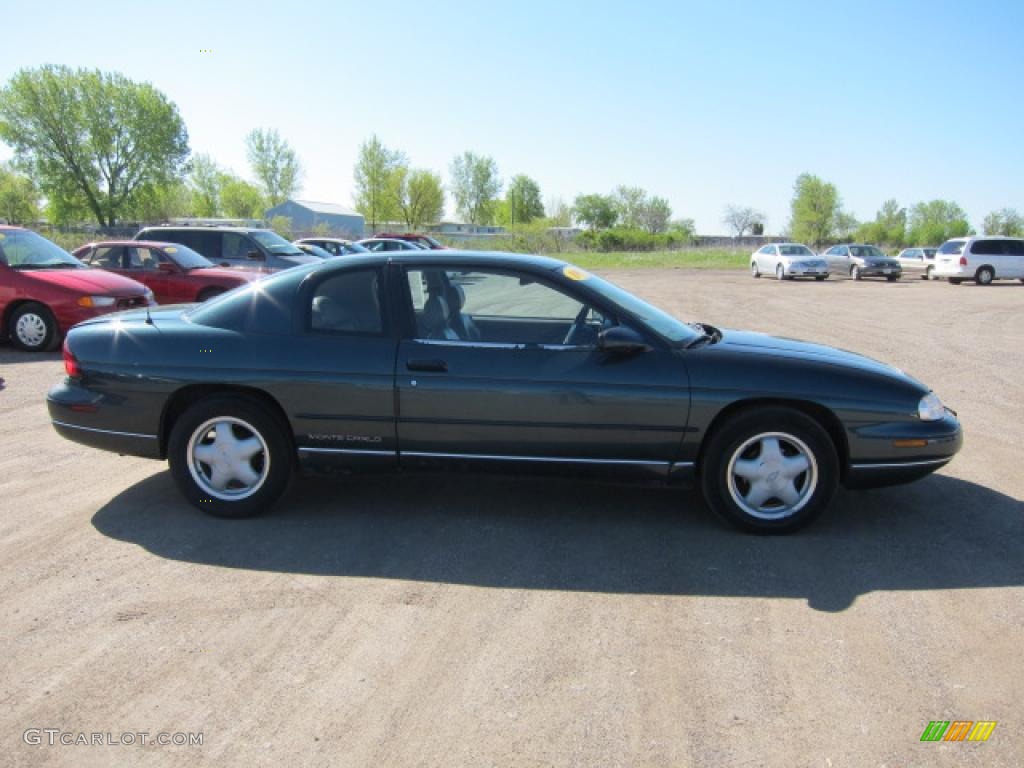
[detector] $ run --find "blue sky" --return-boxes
[2,0,1022,233]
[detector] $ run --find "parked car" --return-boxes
[0,226,153,352]
[933,236,1024,285]
[73,240,260,304]
[357,238,426,252]
[375,232,447,250]
[293,237,369,257]
[294,242,334,260]
[822,244,902,281]
[895,247,939,280]
[135,226,320,271]
[48,250,961,533]
[750,243,829,280]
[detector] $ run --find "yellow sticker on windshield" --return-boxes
[563,266,590,281]
[0,233,6,240]
[165,246,177,253]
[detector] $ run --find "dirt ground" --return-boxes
[1,270,1021,767]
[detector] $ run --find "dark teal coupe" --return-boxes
[47,251,962,532]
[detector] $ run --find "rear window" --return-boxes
[938,240,965,255]
[188,266,308,333]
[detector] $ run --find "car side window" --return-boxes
[222,233,256,261]
[126,247,159,270]
[309,269,384,335]
[405,267,609,346]
[90,246,123,268]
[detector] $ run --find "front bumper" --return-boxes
[844,409,962,489]
[857,266,901,278]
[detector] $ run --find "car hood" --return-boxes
[713,328,922,385]
[23,268,148,295]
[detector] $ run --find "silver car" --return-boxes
[822,244,902,281]
[750,243,829,280]
[895,247,938,280]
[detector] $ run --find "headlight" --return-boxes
[77,295,116,308]
[918,392,945,421]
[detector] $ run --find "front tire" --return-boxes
[10,302,59,352]
[700,407,839,534]
[976,266,994,285]
[751,262,761,278]
[775,263,785,280]
[168,395,292,518]
[949,278,963,285]
[887,274,899,282]
[850,265,861,281]
[925,266,934,280]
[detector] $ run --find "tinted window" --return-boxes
[310,269,383,334]
[162,244,212,269]
[779,245,814,256]
[970,239,1007,256]
[223,232,258,261]
[923,249,937,259]
[1006,240,1024,256]
[90,246,124,268]
[938,240,965,255]
[188,266,307,333]
[126,246,160,269]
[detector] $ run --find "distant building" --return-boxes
[264,199,364,237]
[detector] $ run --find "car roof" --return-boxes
[301,249,567,271]
[79,239,179,248]
[296,237,352,244]
[0,224,25,231]
[139,225,269,234]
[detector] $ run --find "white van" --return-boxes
[934,236,1024,285]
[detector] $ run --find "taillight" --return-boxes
[63,338,82,378]
[959,255,968,266]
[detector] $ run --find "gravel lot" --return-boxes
[2,270,1022,767]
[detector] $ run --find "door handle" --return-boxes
[406,358,448,372]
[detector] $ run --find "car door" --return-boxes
[86,245,129,277]
[394,263,691,476]
[279,265,399,471]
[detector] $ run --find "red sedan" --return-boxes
[0,226,153,352]
[73,240,261,304]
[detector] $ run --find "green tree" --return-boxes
[220,176,266,219]
[641,195,672,234]
[982,208,1024,236]
[545,196,572,227]
[0,65,189,226]
[722,204,765,237]
[856,198,906,246]
[392,167,444,229]
[669,218,697,242]
[612,185,648,228]
[906,200,971,245]
[835,210,860,240]
[130,180,192,222]
[189,153,224,217]
[501,174,545,225]
[572,193,618,230]
[353,135,405,231]
[449,151,501,225]
[0,162,40,223]
[246,128,302,207]
[789,173,840,248]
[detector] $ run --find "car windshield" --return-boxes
[249,230,306,256]
[938,240,964,255]
[850,245,885,258]
[779,245,814,256]
[575,267,702,345]
[162,243,213,269]
[0,230,86,269]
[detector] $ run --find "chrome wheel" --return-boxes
[15,312,48,349]
[726,432,818,520]
[977,267,994,285]
[187,417,270,501]
[775,263,785,280]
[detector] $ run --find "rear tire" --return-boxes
[168,395,292,518]
[925,266,934,280]
[976,267,994,286]
[10,302,59,352]
[886,274,899,282]
[949,278,963,285]
[700,407,839,534]
[815,276,827,281]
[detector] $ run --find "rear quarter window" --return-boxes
[938,241,965,255]
[189,268,306,334]
[969,239,1006,256]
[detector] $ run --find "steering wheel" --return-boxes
[563,304,593,346]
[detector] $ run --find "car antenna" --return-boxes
[145,303,153,325]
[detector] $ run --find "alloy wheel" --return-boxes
[186,417,270,501]
[726,431,819,520]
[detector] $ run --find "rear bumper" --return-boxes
[47,379,162,459]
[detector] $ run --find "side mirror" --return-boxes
[246,250,265,261]
[598,326,650,355]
